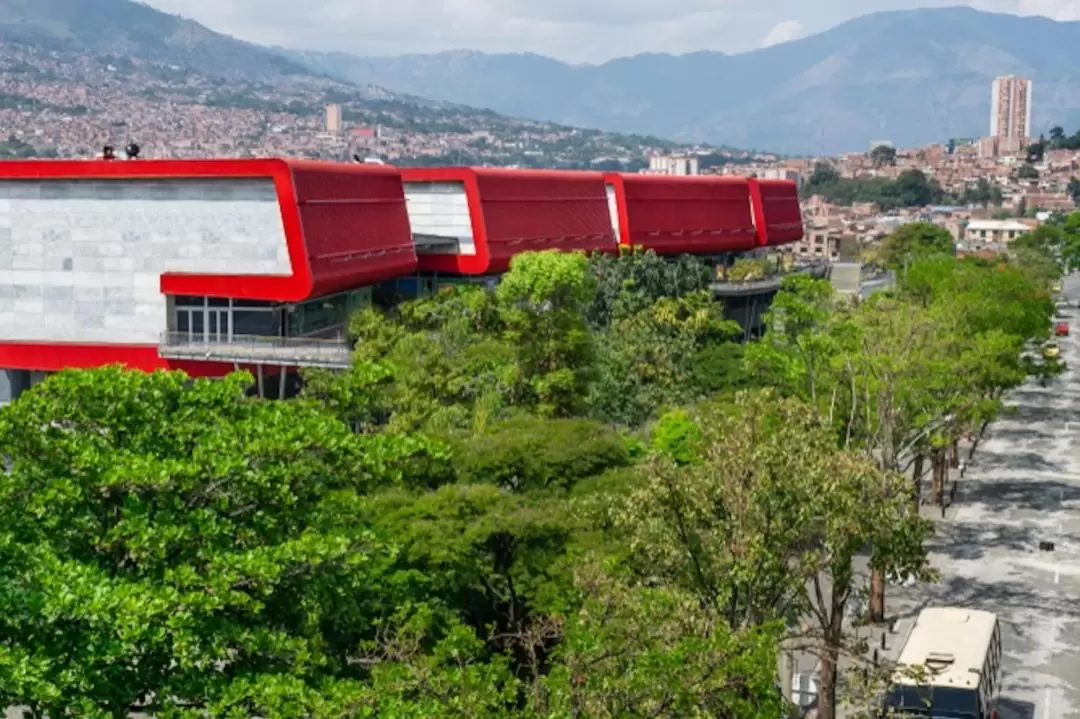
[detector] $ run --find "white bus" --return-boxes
[883,607,1002,718]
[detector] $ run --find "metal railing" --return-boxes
[159,332,353,369]
[711,263,828,296]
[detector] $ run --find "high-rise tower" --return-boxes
[990,76,1032,150]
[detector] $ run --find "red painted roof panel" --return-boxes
[402,167,616,274]
[288,161,417,297]
[750,178,804,246]
[605,174,758,254]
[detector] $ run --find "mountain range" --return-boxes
[284,6,1080,155]
[0,0,313,81]
[0,0,726,165]
[2,1,1078,157]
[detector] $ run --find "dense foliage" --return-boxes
[0,237,1059,718]
[802,163,950,210]
[803,162,1004,209]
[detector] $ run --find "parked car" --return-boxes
[1044,343,1061,359]
[1056,322,1070,337]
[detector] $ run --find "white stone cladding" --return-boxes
[0,178,291,345]
[403,181,475,255]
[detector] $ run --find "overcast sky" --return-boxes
[144,0,1080,63]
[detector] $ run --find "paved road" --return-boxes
[888,274,1080,719]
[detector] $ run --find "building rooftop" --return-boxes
[966,218,1030,232]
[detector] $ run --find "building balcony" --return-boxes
[159,332,352,369]
[710,261,829,297]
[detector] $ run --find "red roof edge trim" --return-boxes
[604,173,632,246]
[0,342,273,377]
[747,178,770,247]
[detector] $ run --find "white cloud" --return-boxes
[146,0,738,62]
[759,19,804,48]
[141,0,1080,62]
[1014,0,1080,19]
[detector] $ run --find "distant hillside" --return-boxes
[0,0,755,167]
[0,0,312,80]
[289,7,1080,154]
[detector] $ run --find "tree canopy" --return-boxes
[0,239,1058,719]
[879,222,956,270]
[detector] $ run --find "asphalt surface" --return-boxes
[887,273,1080,719]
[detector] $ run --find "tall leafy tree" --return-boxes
[589,291,744,426]
[0,367,448,718]
[604,391,931,719]
[747,277,954,623]
[497,250,596,416]
[879,222,955,271]
[586,247,712,329]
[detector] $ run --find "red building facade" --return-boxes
[0,158,803,401]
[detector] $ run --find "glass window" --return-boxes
[232,299,278,309]
[175,295,206,309]
[288,288,372,337]
[232,309,278,337]
[885,686,980,718]
[190,310,204,335]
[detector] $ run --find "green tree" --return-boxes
[497,251,597,416]
[312,248,746,432]
[1068,177,1080,205]
[745,272,842,402]
[585,247,712,329]
[893,169,940,207]
[605,391,932,719]
[1011,226,1064,288]
[1026,135,1046,163]
[1057,211,1080,272]
[869,144,897,168]
[880,222,956,270]
[447,415,632,492]
[958,178,1003,207]
[309,250,601,431]
[1017,162,1040,180]
[0,367,448,717]
[540,569,784,718]
[897,254,1052,452]
[745,271,1032,624]
[588,291,744,426]
[808,161,841,188]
